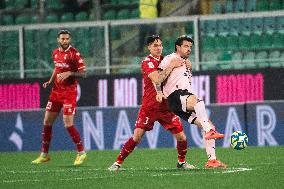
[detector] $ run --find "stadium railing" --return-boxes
[0,10,284,79]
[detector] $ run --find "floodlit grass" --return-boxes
[0,147,283,189]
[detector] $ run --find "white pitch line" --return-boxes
[1,167,253,184]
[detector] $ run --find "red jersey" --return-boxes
[52,45,86,92]
[141,54,168,111]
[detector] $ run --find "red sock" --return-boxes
[116,137,137,164]
[177,140,187,163]
[41,125,52,153]
[66,125,84,153]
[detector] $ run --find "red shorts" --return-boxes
[135,108,183,134]
[45,90,77,115]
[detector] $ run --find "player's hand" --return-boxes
[156,91,166,103]
[43,81,51,88]
[169,57,183,69]
[57,71,72,82]
[184,59,192,70]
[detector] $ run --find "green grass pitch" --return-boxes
[0,146,283,189]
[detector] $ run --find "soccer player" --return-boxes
[157,35,227,168]
[108,35,196,171]
[32,30,87,166]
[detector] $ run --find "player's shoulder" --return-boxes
[52,48,60,54]
[141,55,152,64]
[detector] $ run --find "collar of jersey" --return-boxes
[59,45,72,52]
[149,54,161,61]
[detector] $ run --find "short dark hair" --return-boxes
[57,29,71,37]
[175,35,194,51]
[146,35,161,46]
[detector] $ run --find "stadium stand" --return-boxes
[0,0,284,78]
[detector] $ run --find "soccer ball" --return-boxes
[231,131,248,150]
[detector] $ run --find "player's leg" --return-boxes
[63,113,87,166]
[160,113,195,169]
[109,110,152,171]
[193,119,227,168]
[32,101,60,164]
[109,128,146,171]
[186,95,224,140]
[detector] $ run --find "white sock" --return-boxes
[194,100,212,132]
[202,129,216,160]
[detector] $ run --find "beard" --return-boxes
[60,43,69,50]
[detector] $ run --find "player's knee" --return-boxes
[186,95,198,110]
[132,135,142,143]
[175,132,187,141]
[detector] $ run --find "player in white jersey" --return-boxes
[158,35,227,168]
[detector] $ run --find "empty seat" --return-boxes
[240,18,251,34]
[217,20,229,35]
[261,33,273,48]
[238,34,250,49]
[1,14,14,25]
[250,33,261,49]
[251,17,263,34]
[224,0,233,13]
[246,0,257,12]
[255,51,268,67]
[215,35,227,50]
[75,12,88,21]
[103,10,116,20]
[232,52,245,69]
[202,36,215,51]
[234,0,245,12]
[242,51,255,68]
[15,14,31,24]
[14,0,29,9]
[204,20,217,36]
[263,17,276,33]
[130,8,139,18]
[227,34,239,50]
[45,0,63,9]
[270,0,282,10]
[212,0,222,14]
[256,0,269,11]
[228,19,240,35]
[269,50,281,67]
[60,12,74,22]
[4,0,14,9]
[272,32,284,48]
[44,13,59,23]
[117,9,130,19]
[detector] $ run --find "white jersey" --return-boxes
[159,53,192,97]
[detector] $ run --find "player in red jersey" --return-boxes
[108,35,196,171]
[32,30,87,166]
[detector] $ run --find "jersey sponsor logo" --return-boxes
[55,62,70,68]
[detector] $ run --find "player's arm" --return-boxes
[153,82,165,103]
[57,70,86,82]
[43,69,56,88]
[148,57,183,85]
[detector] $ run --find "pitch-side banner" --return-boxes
[0,101,283,152]
[1,68,284,111]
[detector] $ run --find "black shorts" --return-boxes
[167,89,196,123]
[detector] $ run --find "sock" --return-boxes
[116,137,137,164]
[202,129,216,160]
[194,100,212,132]
[66,125,84,153]
[41,125,52,154]
[177,140,187,163]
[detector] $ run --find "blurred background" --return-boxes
[0,0,284,151]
